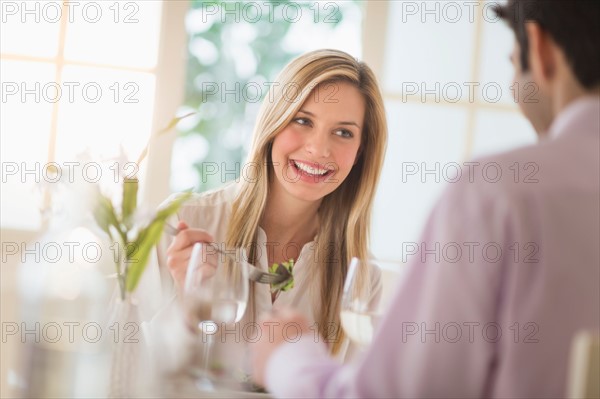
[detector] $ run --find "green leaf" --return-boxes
[122,177,138,225]
[157,112,197,136]
[135,112,197,166]
[125,219,164,292]
[155,191,193,219]
[93,195,120,236]
[124,191,192,292]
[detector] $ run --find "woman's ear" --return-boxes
[525,22,557,90]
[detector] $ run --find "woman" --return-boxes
[156,49,387,363]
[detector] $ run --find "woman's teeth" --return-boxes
[293,161,330,176]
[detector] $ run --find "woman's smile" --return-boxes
[288,159,335,182]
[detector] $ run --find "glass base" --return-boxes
[192,372,216,392]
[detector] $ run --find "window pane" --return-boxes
[383,1,476,93]
[64,1,162,69]
[1,61,56,230]
[479,2,518,105]
[372,101,468,260]
[54,65,156,164]
[281,1,362,56]
[0,1,61,57]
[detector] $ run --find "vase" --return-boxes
[17,217,112,397]
[108,293,143,398]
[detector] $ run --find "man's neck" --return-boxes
[551,74,600,119]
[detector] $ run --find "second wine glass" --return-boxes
[340,257,382,346]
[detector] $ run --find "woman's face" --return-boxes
[270,81,365,204]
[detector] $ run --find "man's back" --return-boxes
[479,97,600,396]
[369,96,600,398]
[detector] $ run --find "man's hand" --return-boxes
[251,308,312,387]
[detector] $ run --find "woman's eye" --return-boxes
[294,117,311,126]
[334,129,354,138]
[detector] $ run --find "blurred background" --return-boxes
[1,0,536,259]
[1,1,537,394]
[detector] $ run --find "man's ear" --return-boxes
[525,22,556,89]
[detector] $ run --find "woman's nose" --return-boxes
[304,131,331,158]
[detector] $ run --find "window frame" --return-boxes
[0,1,189,240]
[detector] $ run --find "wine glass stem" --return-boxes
[194,331,216,391]
[201,332,214,374]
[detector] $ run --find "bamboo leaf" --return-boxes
[93,195,120,236]
[125,242,138,260]
[135,112,197,166]
[125,191,192,292]
[122,177,138,225]
[125,219,164,292]
[155,191,193,219]
[157,112,197,136]
[131,191,191,253]
[135,146,149,169]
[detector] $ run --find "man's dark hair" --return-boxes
[493,0,600,89]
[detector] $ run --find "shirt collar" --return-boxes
[548,95,600,139]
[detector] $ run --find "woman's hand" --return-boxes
[165,221,215,290]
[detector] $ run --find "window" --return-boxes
[170,0,363,192]
[1,1,187,231]
[367,0,537,261]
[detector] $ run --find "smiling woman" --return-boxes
[171,0,364,194]
[270,81,364,202]
[149,49,388,383]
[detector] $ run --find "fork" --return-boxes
[163,223,289,285]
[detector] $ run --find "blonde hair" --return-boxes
[226,49,388,353]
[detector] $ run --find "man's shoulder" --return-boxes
[439,143,551,213]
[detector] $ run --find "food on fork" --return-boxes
[268,259,295,293]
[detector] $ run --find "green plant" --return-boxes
[93,114,196,299]
[93,180,190,298]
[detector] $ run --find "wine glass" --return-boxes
[340,257,382,346]
[183,242,249,390]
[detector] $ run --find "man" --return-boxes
[251,1,600,397]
